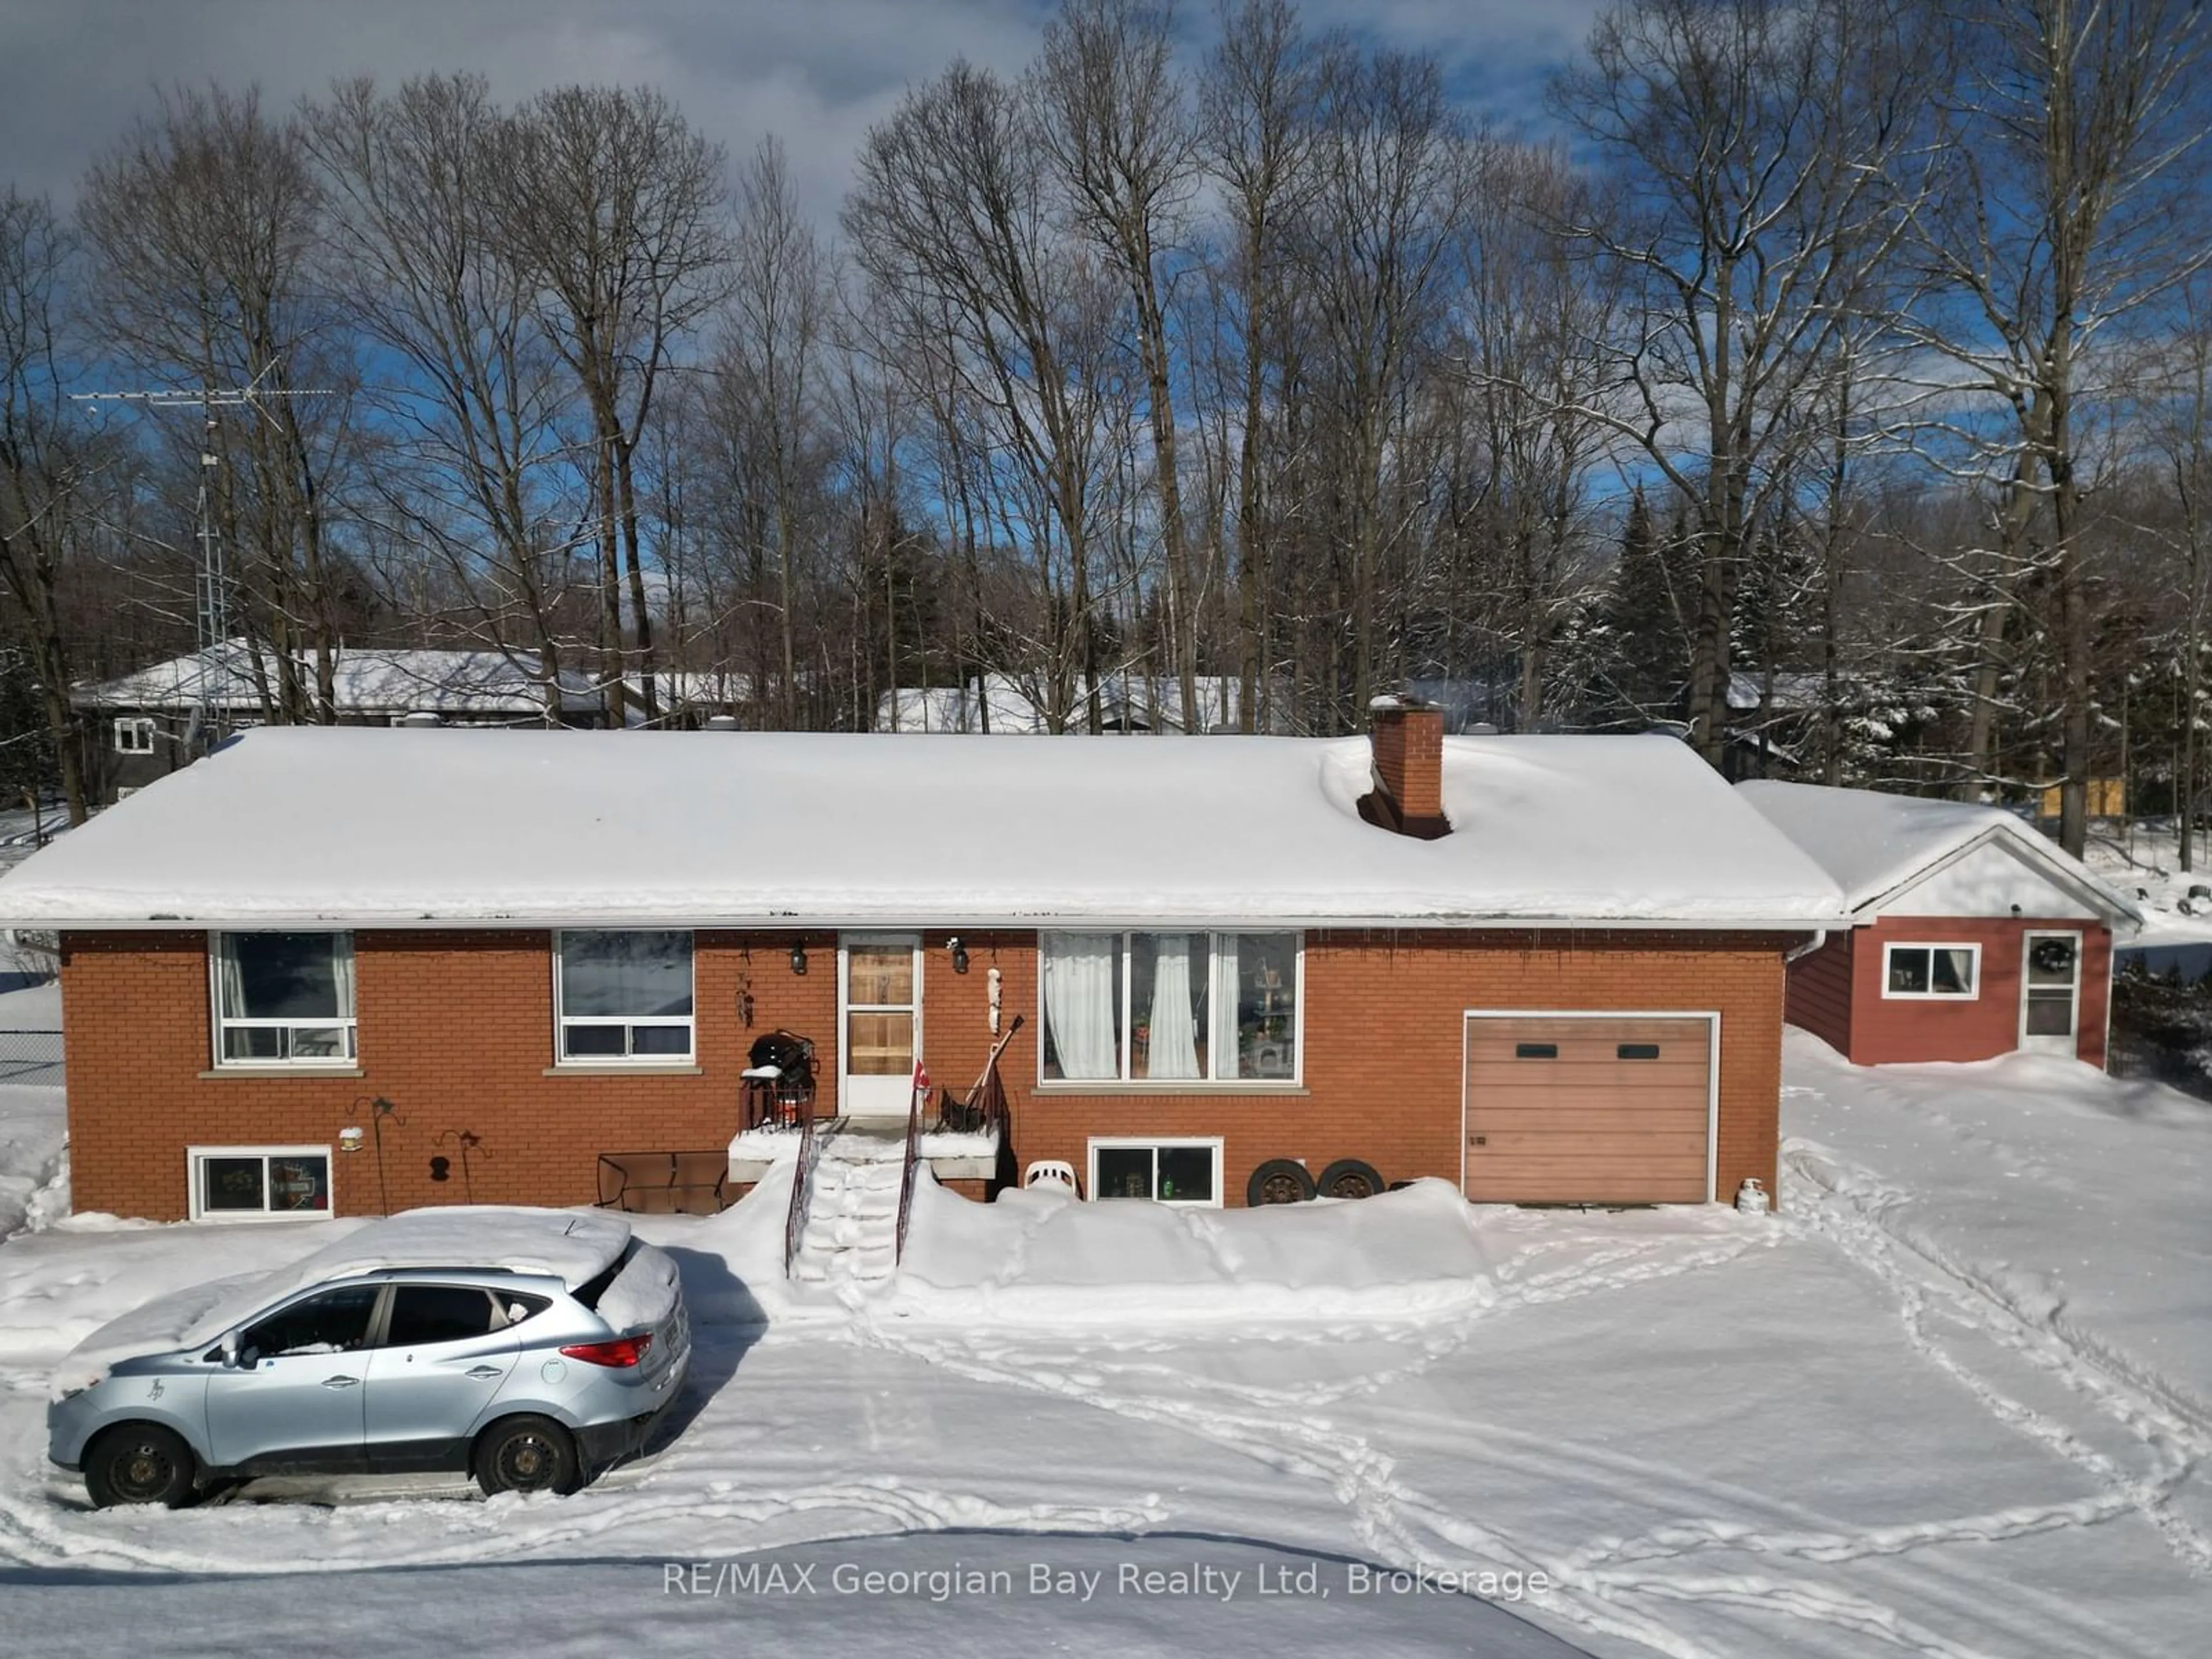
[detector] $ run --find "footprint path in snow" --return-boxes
[1782,1135,2211,1577]
[863,1224,2118,1659]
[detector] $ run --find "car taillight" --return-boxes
[559,1334,652,1368]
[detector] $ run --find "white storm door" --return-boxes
[2019,931,2082,1055]
[841,934,921,1117]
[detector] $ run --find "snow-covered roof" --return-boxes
[1736,781,2142,926]
[0,726,1851,928]
[75,641,600,717]
[282,1205,631,1289]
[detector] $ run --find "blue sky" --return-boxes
[1,0,1605,220]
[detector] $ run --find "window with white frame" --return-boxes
[555,930,695,1062]
[211,932,357,1064]
[1883,942,1980,999]
[113,716,154,754]
[188,1146,334,1221]
[1040,931,1300,1084]
[1089,1138,1222,1206]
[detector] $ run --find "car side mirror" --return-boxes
[219,1332,242,1368]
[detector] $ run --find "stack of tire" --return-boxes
[1246,1158,1384,1206]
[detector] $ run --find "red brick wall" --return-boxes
[1840,916,2111,1067]
[1783,930,1855,1056]
[60,926,1797,1220]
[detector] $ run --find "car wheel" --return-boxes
[84,1423,196,1509]
[474,1415,582,1498]
[1246,1159,1317,1206]
[1316,1159,1386,1200]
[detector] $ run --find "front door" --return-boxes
[2020,931,2083,1054]
[205,1283,381,1472]
[842,934,921,1118]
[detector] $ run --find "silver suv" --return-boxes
[47,1207,691,1508]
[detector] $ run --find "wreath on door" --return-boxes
[2029,938,2076,976]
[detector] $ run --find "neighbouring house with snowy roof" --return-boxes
[1738,781,2142,1067]
[0,699,1855,1229]
[76,641,603,805]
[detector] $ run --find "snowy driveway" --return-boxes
[0,1033,2206,1657]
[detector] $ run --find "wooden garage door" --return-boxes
[1463,1016,1711,1204]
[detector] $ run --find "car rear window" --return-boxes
[385,1285,501,1346]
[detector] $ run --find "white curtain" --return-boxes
[1043,931,1119,1078]
[1145,935,1200,1079]
[1214,934,1241,1078]
[331,934,357,1017]
[1938,948,1974,994]
[213,935,247,1020]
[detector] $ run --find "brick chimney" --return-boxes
[1359,694,1451,840]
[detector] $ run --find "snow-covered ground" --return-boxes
[2085,821,2212,952]
[0,1033,2206,1657]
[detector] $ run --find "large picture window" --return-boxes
[187,1145,334,1222]
[1040,931,1300,1084]
[555,930,695,1062]
[1883,943,1980,1000]
[211,931,357,1065]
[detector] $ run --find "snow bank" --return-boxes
[0,1083,65,1239]
[0,726,1847,927]
[888,1176,1498,1324]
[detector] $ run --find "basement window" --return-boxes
[187,1145,334,1221]
[1088,1138,1222,1207]
[1883,943,1980,1000]
[555,930,695,1062]
[1040,931,1300,1085]
[211,931,357,1065]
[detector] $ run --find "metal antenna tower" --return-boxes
[71,365,335,745]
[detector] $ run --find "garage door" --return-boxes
[1463,1015,1712,1204]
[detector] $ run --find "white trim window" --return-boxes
[1040,931,1301,1085]
[187,1145,334,1221]
[112,715,154,754]
[1088,1137,1224,1206]
[1883,942,1980,1000]
[211,931,358,1065]
[555,929,695,1062]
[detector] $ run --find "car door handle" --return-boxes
[321,1374,361,1389]
[465,1365,503,1380]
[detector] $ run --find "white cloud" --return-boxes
[3,0,1600,224]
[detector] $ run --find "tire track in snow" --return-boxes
[1783,1138,2211,1577]
[0,1467,1162,1578]
[865,1287,2063,1659]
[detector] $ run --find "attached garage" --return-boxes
[1462,1014,1716,1204]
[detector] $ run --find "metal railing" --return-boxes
[895,1074,925,1266]
[781,1092,821,1279]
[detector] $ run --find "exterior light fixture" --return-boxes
[949,936,969,975]
[789,942,808,975]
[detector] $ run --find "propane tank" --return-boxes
[1735,1177,1771,1214]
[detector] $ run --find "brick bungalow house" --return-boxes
[0,704,1850,1224]
[1738,781,2141,1066]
